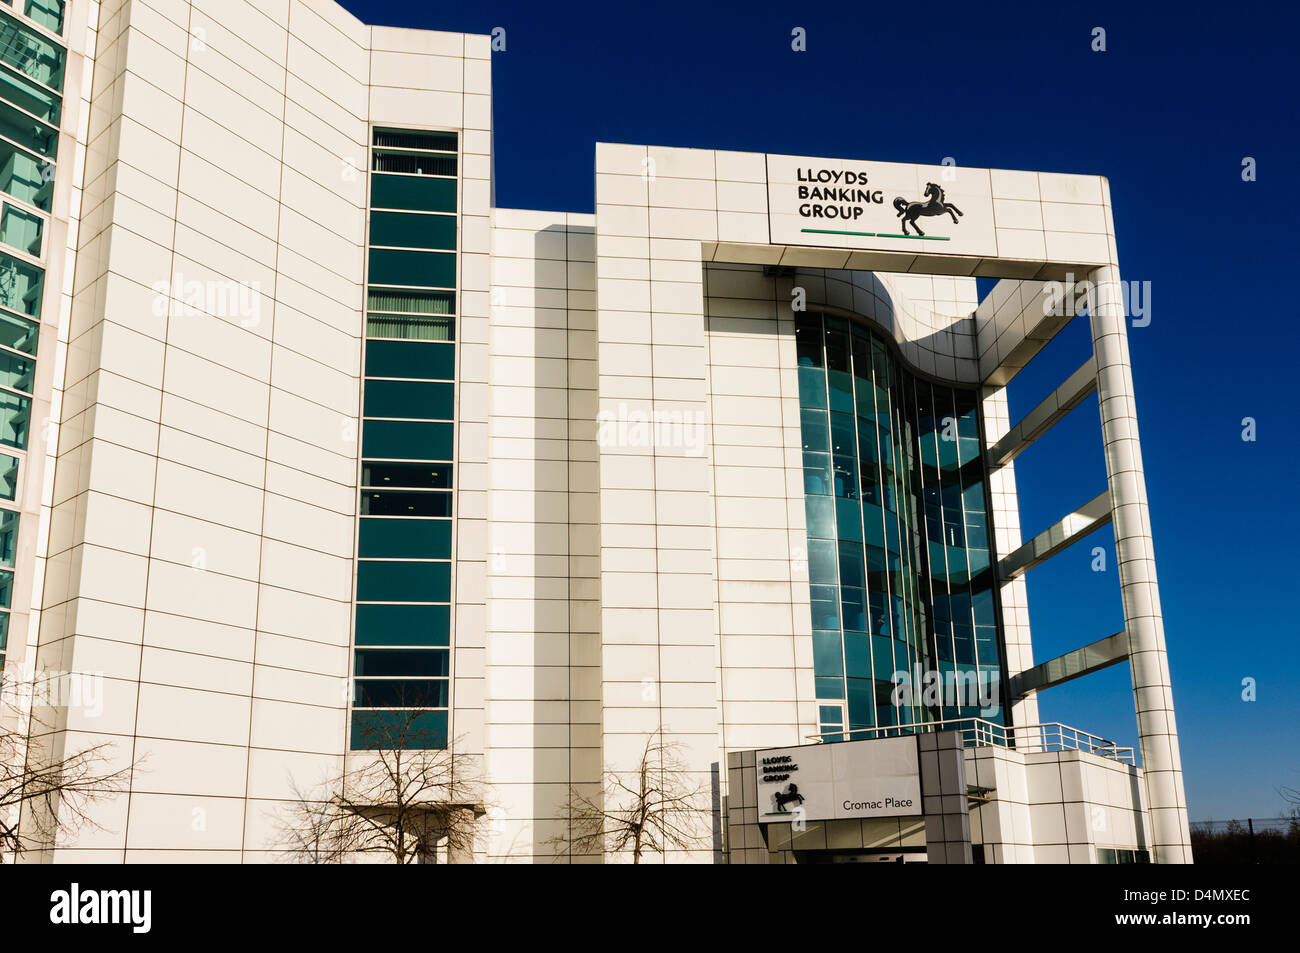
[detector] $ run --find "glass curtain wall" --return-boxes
[351,128,458,749]
[0,1,60,675]
[795,311,1004,741]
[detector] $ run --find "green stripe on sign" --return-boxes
[799,228,952,241]
[800,228,878,237]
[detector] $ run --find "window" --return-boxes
[0,250,43,317]
[362,380,453,420]
[355,649,448,677]
[360,419,453,461]
[351,709,447,751]
[0,139,50,210]
[354,603,450,646]
[0,308,36,352]
[367,248,455,289]
[372,128,457,152]
[364,340,454,380]
[362,461,452,489]
[0,96,55,157]
[0,451,16,499]
[1097,847,1150,864]
[351,127,459,749]
[372,150,456,176]
[0,508,15,566]
[358,518,451,559]
[356,560,450,603]
[0,388,29,449]
[0,62,59,123]
[0,201,41,256]
[360,490,452,517]
[0,348,32,392]
[0,10,65,89]
[370,174,456,213]
[369,211,455,250]
[367,287,455,341]
[793,311,1004,736]
[2,0,65,34]
[353,678,449,710]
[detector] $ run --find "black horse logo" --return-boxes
[773,783,805,813]
[892,183,963,236]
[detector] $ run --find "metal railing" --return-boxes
[809,716,1136,764]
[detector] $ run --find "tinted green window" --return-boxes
[0,350,33,392]
[351,709,447,750]
[0,202,41,256]
[354,648,449,677]
[370,211,455,250]
[361,490,452,517]
[0,65,59,123]
[356,560,450,603]
[0,140,49,210]
[0,309,36,353]
[0,451,16,500]
[363,380,453,420]
[372,150,456,176]
[0,251,42,317]
[368,248,455,288]
[369,287,456,314]
[359,517,451,559]
[0,97,55,157]
[361,419,452,460]
[0,567,11,607]
[367,313,454,341]
[353,678,448,709]
[0,508,15,567]
[364,340,454,380]
[362,461,452,489]
[0,12,65,89]
[796,311,1003,736]
[370,173,456,213]
[354,603,450,646]
[373,128,457,152]
[0,389,29,449]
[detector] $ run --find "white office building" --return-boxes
[0,0,1191,863]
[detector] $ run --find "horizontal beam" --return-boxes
[997,491,1112,581]
[987,357,1097,468]
[1009,631,1129,697]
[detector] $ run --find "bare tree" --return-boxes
[277,709,485,864]
[548,731,710,863]
[0,674,136,861]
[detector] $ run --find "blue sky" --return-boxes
[341,0,1299,820]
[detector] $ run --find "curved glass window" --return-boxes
[795,311,1005,739]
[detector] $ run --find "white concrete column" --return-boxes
[1088,265,1191,863]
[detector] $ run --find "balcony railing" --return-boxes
[810,716,1136,764]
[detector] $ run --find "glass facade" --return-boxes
[350,128,458,750]
[0,0,58,675]
[795,311,1005,740]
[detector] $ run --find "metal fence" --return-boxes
[1191,816,1299,835]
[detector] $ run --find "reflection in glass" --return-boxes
[795,311,1005,738]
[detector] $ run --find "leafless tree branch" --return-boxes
[275,708,485,864]
[547,731,710,863]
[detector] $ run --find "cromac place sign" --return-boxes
[754,735,922,822]
[766,154,996,257]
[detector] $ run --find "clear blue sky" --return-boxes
[341,0,1299,820]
